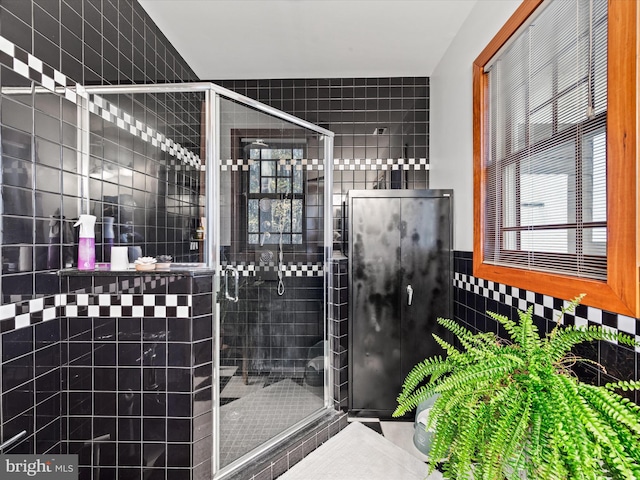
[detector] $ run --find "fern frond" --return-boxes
[487,310,521,342]
[605,379,640,393]
[516,305,542,353]
[481,386,525,479]
[432,333,460,358]
[579,383,640,436]
[395,355,450,404]
[393,384,439,417]
[433,356,523,394]
[437,317,499,351]
[546,325,639,363]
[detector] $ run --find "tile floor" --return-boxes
[347,417,429,462]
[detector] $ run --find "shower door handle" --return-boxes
[406,284,413,306]
[225,266,239,303]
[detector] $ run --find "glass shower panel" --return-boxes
[217,96,326,469]
[88,91,204,263]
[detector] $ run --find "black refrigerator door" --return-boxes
[350,196,402,413]
[400,196,451,378]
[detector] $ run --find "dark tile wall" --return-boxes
[59,272,214,480]
[0,2,426,478]
[0,0,199,462]
[0,0,197,86]
[222,277,324,374]
[214,77,430,236]
[87,91,203,264]
[328,257,348,411]
[0,318,62,455]
[215,77,429,161]
[0,0,199,307]
[453,250,640,404]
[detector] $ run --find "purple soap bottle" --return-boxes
[74,214,96,270]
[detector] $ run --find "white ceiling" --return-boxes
[138,0,478,80]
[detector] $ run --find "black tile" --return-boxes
[167,393,191,417]
[33,4,60,44]
[118,444,141,467]
[166,443,190,467]
[2,1,32,25]
[143,392,166,417]
[3,326,34,361]
[168,343,191,367]
[95,391,117,416]
[68,391,92,415]
[118,416,141,441]
[118,343,142,366]
[3,381,34,420]
[118,392,141,418]
[35,343,60,374]
[167,317,190,342]
[2,353,34,391]
[95,343,116,366]
[166,418,191,442]
[118,367,141,391]
[167,368,191,392]
[1,9,33,52]
[143,417,166,442]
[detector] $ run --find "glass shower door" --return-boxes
[214,94,330,473]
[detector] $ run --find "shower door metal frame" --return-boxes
[82,82,335,479]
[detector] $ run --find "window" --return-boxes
[473,0,638,316]
[246,142,305,246]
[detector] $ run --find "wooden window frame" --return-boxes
[473,0,639,317]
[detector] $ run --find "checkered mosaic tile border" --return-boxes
[0,292,192,332]
[334,158,428,171]
[59,293,191,319]
[0,296,57,331]
[0,35,200,169]
[220,262,324,277]
[220,158,324,171]
[454,272,640,351]
[89,94,201,168]
[219,158,429,172]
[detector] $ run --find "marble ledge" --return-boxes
[58,263,215,277]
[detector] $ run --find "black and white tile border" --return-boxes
[59,293,191,319]
[219,158,429,172]
[89,94,201,168]
[454,272,640,352]
[0,35,201,169]
[334,158,428,171]
[0,292,192,331]
[220,262,324,277]
[220,158,324,171]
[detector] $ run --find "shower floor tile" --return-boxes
[219,378,324,468]
[220,375,266,399]
[220,366,239,377]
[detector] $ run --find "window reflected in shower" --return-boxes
[245,140,305,246]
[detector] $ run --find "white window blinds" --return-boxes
[483,0,608,280]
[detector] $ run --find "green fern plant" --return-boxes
[394,295,640,479]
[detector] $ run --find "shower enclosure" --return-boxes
[81,82,334,478]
